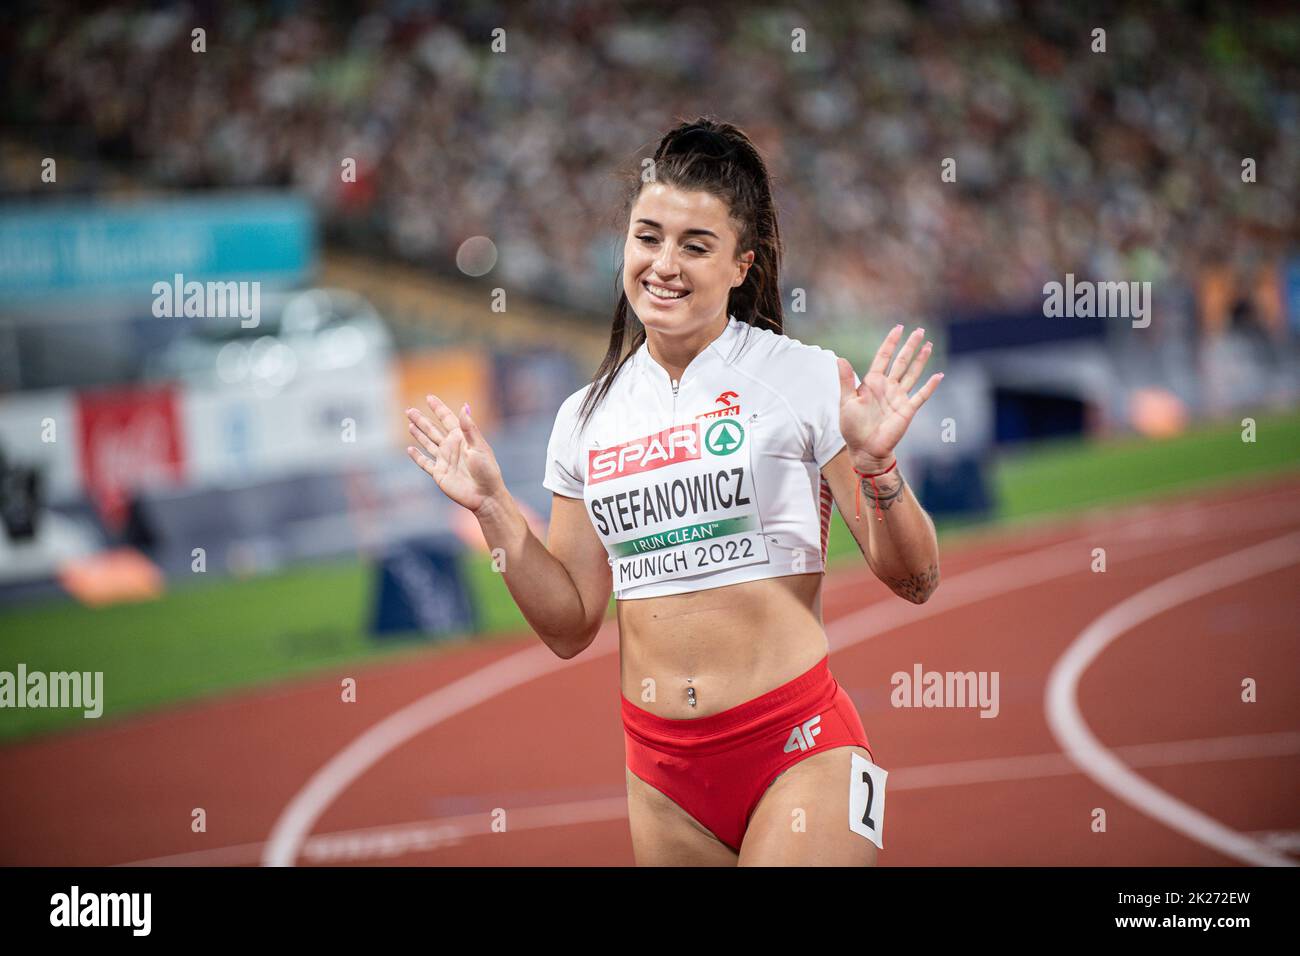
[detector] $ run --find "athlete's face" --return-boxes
[623,183,754,334]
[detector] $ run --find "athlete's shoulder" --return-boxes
[551,382,593,435]
[553,365,622,427]
[557,380,596,412]
[778,325,839,357]
[740,323,841,374]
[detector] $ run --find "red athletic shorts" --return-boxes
[621,655,874,853]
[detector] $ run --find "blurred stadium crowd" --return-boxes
[4,0,1298,334]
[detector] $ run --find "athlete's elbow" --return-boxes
[904,582,937,605]
[884,563,940,604]
[545,625,598,660]
[546,635,583,660]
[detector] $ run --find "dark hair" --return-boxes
[574,116,785,431]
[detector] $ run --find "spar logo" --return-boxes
[704,418,745,456]
[588,423,700,484]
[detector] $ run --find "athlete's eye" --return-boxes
[636,235,708,255]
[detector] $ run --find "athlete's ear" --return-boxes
[733,249,755,287]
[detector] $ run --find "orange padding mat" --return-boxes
[58,547,165,606]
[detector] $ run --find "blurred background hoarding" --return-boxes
[1,0,1296,709]
[2,0,1297,685]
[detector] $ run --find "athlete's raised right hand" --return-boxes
[405,395,506,515]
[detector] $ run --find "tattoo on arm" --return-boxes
[859,473,906,512]
[880,563,940,604]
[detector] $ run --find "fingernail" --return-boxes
[894,324,903,331]
[463,402,471,415]
[918,327,925,335]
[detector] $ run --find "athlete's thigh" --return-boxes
[625,767,739,866]
[737,745,879,867]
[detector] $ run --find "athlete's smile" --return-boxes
[643,280,691,304]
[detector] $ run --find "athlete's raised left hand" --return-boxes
[836,325,943,472]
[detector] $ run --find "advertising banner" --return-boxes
[76,386,186,530]
[0,194,316,310]
[0,390,80,501]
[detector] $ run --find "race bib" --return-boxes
[585,412,770,590]
[849,751,887,849]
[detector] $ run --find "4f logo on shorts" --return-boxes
[784,714,822,752]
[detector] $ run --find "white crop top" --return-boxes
[543,314,860,600]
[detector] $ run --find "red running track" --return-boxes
[1,474,1297,866]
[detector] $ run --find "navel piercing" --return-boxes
[686,678,696,708]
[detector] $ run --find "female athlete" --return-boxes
[405,117,942,866]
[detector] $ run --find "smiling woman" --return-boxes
[405,115,943,866]
[575,121,782,430]
[625,189,747,347]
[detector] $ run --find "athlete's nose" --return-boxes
[652,244,680,278]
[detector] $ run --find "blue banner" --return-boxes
[0,192,315,303]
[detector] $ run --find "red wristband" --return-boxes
[852,459,897,523]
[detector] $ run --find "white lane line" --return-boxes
[262,493,1299,866]
[820,490,1300,603]
[1248,830,1300,854]
[129,797,633,867]
[121,840,267,868]
[134,729,1300,867]
[300,796,631,864]
[260,638,609,866]
[1045,531,1300,868]
[891,730,1300,790]
[822,503,1280,652]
